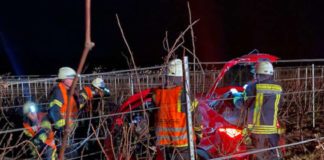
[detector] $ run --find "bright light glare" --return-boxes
[230,88,238,94]
[30,105,36,113]
[218,128,242,138]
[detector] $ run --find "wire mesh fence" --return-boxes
[0,62,324,159]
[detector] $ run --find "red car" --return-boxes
[104,53,279,159]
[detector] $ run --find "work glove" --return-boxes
[230,88,243,108]
[93,87,110,97]
[102,87,110,96]
[233,92,243,105]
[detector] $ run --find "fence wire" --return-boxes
[1,62,324,159]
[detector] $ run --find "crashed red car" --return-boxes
[104,53,279,159]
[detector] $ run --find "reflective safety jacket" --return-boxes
[245,81,283,134]
[48,82,78,130]
[154,86,192,147]
[79,86,94,109]
[23,113,56,150]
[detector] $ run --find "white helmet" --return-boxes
[256,61,274,75]
[92,77,105,89]
[58,67,76,80]
[23,101,37,115]
[167,59,183,77]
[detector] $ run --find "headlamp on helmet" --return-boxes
[23,101,38,115]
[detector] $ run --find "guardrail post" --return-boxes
[183,56,195,160]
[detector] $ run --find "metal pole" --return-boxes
[312,64,315,128]
[130,75,134,95]
[297,67,300,86]
[304,67,307,108]
[183,56,195,160]
[79,76,82,90]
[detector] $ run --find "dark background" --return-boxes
[0,0,323,75]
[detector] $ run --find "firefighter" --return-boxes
[79,77,110,110]
[23,101,56,160]
[244,61,283,159]
[47,67,79,153]
[153,59,201,160]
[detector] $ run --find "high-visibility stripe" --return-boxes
[248,124,278,134]
[273,94,280,127]
[38,133,47,143]
[51,149,57,160]
[248,83,283,134]
[156,127,187,133]
[84,86,93,100]
[157,134,188,141]
[256,84,282,92]
[256,93,263,125]
[55,119,65,128]
[58,82,78,119]
[41,120,51,129]
[177,91,182,112]
[49,99,62,108]
[81,92,88,99]
[154,86,191,147]
[23,123,36,137]
[191,99,199,111]
[23,130,33,137]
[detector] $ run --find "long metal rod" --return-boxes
[305,67,308,111]
[183,56,195,160]
[59,0,94,159]
[312,64,315,128]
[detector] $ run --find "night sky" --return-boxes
[0,0,323,75]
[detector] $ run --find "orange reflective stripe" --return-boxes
[45,131,56,149]
[84,86,93,100]
[23,123,36,137]
[58,82,78,119]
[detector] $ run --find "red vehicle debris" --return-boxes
[104,53,279,159]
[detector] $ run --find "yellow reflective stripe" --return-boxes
[256,93,263,125]
[177,91,182,112]
[38,133,47,143]
[256,84,282,92]
[55,119,65,128]
[81,92,88,99]
[173,144,189,147]
[247,124,278,134]
[23,130,33,137]
[191,99,199,111]
[49,99,63,108]
[273,94,280,126]
[52,149,57,160]
[41,121,51,129]
[253,93,262,125]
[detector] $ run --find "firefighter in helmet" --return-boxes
[243,61,284,159]
[23,101,56,160]
[79,77,110,109]
[153,59,201,159]
[47,67,79,148]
